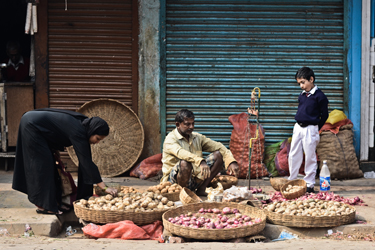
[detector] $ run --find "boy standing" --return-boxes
[288,67,329,193]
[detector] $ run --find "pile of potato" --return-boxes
[120,186,138,194]
[263,199,355,217]
[75,191,175,212]
[283,185,304,194]
[147,182,182,194]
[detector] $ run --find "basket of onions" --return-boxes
[162,202,266,240]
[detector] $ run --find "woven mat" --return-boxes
[67,99,144,177]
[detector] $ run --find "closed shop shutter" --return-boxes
[48,0,138,111]
[163,0,345,147]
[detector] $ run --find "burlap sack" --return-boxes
[228,112,269,179]
[316,124,363,179]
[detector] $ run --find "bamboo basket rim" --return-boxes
[281,179,307,199]
[67,99,144,177]
[264,204,356,228]
[162,202,266,240]
[180,187,203,205]
[73,200,168,225]
[162,191,181,202]
[270,177,289,191]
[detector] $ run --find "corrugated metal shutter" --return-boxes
[48,0,137,111]
[164,0,345,147]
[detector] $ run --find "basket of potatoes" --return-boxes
[147,182,182,202]
[280,179,307,199]
[74,190,176,225]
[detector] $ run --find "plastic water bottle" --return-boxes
[320,160,331,192]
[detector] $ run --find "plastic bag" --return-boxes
[325,109,347,125]
[222,186,253,202]
[82,220,164,242]
[129,154,162,180]
[206,182,224,201]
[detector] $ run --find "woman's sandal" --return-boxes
[36,209,63,215]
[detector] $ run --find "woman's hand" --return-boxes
[105,187,118,196]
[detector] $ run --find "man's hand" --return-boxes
[228,162,239,178]
[199,161,211,179]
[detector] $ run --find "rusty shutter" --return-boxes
[48,0,138,111]
[162,0,345,147]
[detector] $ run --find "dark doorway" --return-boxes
[0,0,31,63]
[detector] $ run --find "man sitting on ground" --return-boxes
[161,109,239,196]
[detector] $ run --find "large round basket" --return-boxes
[180,187,202,205]
[67,99,144,177]
[162,191,181,202]
[73,201,167,225]
[210,175,238,190]
[162,202,266,240]
[270,177,288,191]
[281,179,307,199]
[264,204,356,228]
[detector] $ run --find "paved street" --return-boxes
[1,170,375,249]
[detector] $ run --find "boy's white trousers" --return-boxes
[288,123,320,188]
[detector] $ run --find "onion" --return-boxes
[233,220,239,225]
[199,208,204,213]
[232,208,239,214]
[254,218,262,223]
[235,213,242,219]
[215,225,223,229]
[212,208,221,214]
[222,207,232,214]
[220,216,228,222]
[244,217,251,222]
[207,209,212,213]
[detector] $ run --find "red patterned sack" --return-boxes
[275,138,305,176]
[129,153,162,180]
[228,112,269,179]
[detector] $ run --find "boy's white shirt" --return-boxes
[302,85,318,97]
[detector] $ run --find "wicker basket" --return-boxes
[180,187,202,205]
[67,99,144,177]
[281,179,307,199]
[264,204,356,228]
[73,201,167,225]
[210,175,238,190]
[162,202,266,240]
[162,191,181,202]
[270,177,288,191]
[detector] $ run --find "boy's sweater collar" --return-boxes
[302,85,318,96]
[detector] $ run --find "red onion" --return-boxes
[222,207,232,214]
[212,208,221,214]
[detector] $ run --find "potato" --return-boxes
[161,197,168,205]
[161,188,168,194]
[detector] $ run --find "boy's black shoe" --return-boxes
[306,187,315,193]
